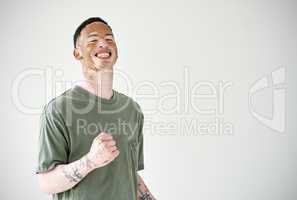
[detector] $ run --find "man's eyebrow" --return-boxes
[87,32,114,38]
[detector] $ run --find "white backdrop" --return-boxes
[1,0,297,199]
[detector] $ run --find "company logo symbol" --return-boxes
[248,67,286,133]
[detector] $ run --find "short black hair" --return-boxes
[73,17,112,48]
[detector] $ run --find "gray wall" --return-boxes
[1,0,297,199]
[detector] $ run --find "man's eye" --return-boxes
[90,40,98,43]
[105,37,114,42]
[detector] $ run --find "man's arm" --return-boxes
[37,132,119,194]
[37,154,95,194]
[137,174,156,200]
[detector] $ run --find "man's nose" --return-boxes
[97,39,108,48]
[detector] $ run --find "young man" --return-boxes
[36,17,156,200]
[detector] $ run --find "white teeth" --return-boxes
[96,53,110,58]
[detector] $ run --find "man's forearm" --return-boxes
[38,154,95,194]
[137,175,156,200]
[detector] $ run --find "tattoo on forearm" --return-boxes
[72,167,83,180]
[139,191,154,200]
[62,166,82,183]
[62,156,94,183]
[137,176,156,200]
[82,156,95,170]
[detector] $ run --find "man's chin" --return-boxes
[92,59,114,69]
[95,64,113,71]
[83,64,113,78]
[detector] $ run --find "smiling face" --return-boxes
[74,22,118,78]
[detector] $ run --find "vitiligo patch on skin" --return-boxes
[75,22,118,79]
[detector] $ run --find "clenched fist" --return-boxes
[86,132,120,169]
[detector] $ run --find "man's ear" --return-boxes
[73,48,83,60]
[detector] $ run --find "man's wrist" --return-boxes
[83,154,97,173]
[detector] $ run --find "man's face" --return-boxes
[74,22,118,76]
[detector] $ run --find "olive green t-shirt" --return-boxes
[36,85,144,200]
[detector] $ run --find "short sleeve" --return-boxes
[137,112,144,171]
[36,103,69,174]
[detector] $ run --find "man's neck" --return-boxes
[77,70,114,100]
